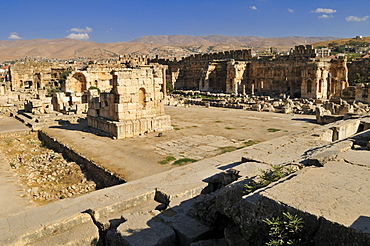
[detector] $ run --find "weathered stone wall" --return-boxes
[165,46,348,99]
[341,83,370,104]
[199,61,229,92]
[164,49,252,91]
[87,64,172,138]
[88,114,171,139]
[192,179,370,246]
[9,58,72,91]
[65,63,121,93]
[347,57,370,84]
[226,61,249,94]
[38,130,125,188]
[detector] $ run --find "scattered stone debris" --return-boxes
[168,90,370,125]
[0,132,96,204]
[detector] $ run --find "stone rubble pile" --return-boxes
[0,132,96,204]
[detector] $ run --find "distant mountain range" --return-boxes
[0,35,341,63]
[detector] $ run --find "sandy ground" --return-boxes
[43,105,320,181]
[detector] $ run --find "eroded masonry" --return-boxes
[0,44,370,245]
[87,65,171,139]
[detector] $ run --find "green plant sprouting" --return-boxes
[263,212,304,246]
[244,165,295,194]
[172,158,197,166]
[157,156,176,164]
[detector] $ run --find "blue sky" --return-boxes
[2,0,370,43]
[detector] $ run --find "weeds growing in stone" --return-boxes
[244,165,295,194]
[158,156,176,164]
[219,146,238,154]
[243,140,260,147]
[218,140,259,154]
[267,128,281,132]
[263,212,304,246]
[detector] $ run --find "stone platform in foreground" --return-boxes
[0,115,370,245]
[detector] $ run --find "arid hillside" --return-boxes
[313,36,370,48]
[0,35,340,62]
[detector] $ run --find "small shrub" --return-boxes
[219,146,238,154]
[215,120,222,123]
[158,156,176,165]
[263,212,304,246]
[242,140,260,147]
[173,127,181,131]
[267,128,281,133]
[225,127,234,130]
[173,158,197,166]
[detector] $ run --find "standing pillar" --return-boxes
[162,67,167,98]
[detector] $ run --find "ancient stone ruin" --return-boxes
[87,65,172,139]
[0,44,370,245]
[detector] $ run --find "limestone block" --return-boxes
[87,109,99,117]
[307,151,339,166]
[110,212,176,246]
[70,96,82,103]
[262,104,275,112]
[332,120,361,141]
[282,105,293,114]
[42,98,52,104]
[158,206,211,245]
[251,104,261,111]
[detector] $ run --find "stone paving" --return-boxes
[155,135,243,160]
[1,112,369,245]
[261,155,370,233]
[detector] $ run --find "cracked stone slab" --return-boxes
[260,161,370,234]
[338,150,370,167]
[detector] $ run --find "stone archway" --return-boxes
[71,72,87,93]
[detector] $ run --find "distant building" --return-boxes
[315,47,331,58]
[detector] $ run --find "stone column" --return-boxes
[251,84,255,95]
[162,67,167,98]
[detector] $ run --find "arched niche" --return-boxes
[138,88,146,108]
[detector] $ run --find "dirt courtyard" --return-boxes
[43,105,319,181]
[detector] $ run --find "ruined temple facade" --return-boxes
[9,58,73,91]
[87,64,171,139]
[165,45,349,100]
[64,56,151,94]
